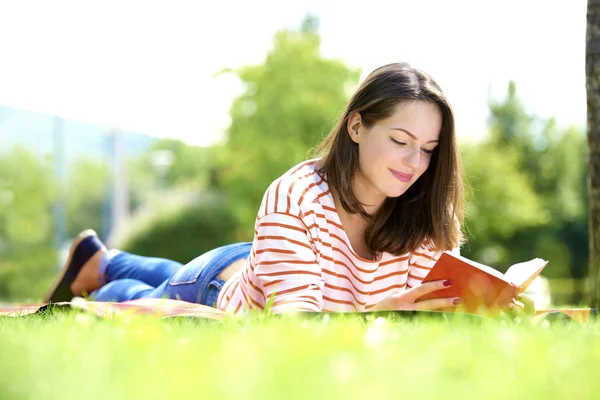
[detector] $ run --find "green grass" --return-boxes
[1,311,599,400]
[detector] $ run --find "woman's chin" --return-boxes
[385,187,410,199]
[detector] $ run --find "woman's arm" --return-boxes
[407,218,462,288]
[406,243,445,289]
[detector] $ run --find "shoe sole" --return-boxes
[43,229,99,303]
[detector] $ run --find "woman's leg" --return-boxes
[46,228,252,306]
[91,243,251,305]
[91,251,186,302]
[47,229,185,302]
[91,279,156,302]
[96,242,252,306]
[100,251,184,288]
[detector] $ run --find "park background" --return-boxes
[0,0,589,306]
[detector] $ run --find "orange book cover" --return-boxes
[418,252,548,314]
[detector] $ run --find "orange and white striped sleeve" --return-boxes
[407,229,462,288]
[406,244,445,288]
[247,211,324,314]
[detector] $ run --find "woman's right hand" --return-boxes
[371,280,462,311]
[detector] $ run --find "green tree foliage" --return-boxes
[0,247,57,301]
[140,139,215,189]
[462,82,587,283]
[218,17,361,237]
[119,193,239,264]
[66,159,110,238]
[0,147,56,246]
[0,147,58,301]
[461,142,549,262]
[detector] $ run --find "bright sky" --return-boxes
[0,0,588,146]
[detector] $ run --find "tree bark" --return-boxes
[586,0,600,308]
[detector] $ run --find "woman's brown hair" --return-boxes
[315,62,464,255]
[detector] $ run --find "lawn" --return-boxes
[0,311,598,400]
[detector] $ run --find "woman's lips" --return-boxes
[389,168,413,182]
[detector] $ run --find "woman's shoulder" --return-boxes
[280,159,320,180]
[258,159,329,218]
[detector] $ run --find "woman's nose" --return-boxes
[403,147,420,170]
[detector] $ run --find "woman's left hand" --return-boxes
[506,293,536,318]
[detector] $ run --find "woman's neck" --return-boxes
[352,170,386,216]
[331,189,374,260]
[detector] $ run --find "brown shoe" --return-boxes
[44,230,105,303]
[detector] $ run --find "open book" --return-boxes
[418,252,548,313]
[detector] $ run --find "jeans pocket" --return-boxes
[202,278,226,307]
[168,264,203,286]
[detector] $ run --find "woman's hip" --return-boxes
[163,242,252,306]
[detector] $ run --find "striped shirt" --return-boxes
[216,160,459,314]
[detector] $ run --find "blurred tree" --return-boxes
[0,247,57,301]
[500,124,587,283]
[460,142,549,267]
[0,147,55,248]
[66,154,170,242]
[125,139,218,223]
[115,139,237,263]
[488,81,534,149]
[0,147,57,301]
[141,139,215,188]
[587,0,600,308]
[217,15,361,238]
[119,193,238,263]
[66,159,110,238]
[466,82,588,290]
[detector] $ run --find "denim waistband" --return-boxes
[189,242,252,305]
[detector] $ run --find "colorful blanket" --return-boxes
[0,298,596,324]
[0,297,226,320]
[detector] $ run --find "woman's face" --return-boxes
[349,100,442,205]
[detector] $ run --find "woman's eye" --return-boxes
[422,148,434,155]
[390,138,406,146]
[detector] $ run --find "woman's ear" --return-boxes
[347,113,362,144]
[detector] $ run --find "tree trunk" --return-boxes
[586,0,600,308]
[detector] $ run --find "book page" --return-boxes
[504,258,548,290]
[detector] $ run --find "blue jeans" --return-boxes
[91,242,252,307]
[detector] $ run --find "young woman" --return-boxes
[44,63,529,314]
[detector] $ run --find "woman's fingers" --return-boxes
[377,284,538,315]
[372,280,455,311]
[404,279,451,301]
[512,299,525,309]
[504,296,532,319]
[413,297,462,311]
[517,293,536,315]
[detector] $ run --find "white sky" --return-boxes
[0,0,588,146]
